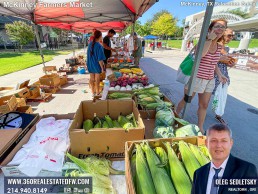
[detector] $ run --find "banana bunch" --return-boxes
[131,68,144,75]
[119,69,132,73]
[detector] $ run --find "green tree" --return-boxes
[151,13,177,39]
[124,20,143,36]
[228,8,250,19]
[5,21,34,51]
[151,10,171,24]
[140,21,152,36]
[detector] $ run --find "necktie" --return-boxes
[210,167,222,194]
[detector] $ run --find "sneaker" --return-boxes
[215,115,227,125]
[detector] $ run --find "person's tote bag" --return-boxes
[176,47,195,84]
[212,83,228,116]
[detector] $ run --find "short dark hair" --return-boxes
[206,124,232,138]
[108,29,116,35]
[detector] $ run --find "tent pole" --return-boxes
[34,24,47,74]
[132,22,135,35]
[181,0,215,118]
[70,30,75,57]
[83,30,86,53]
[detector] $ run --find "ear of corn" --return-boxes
[118,115,134,130]
[94,122,101,128]
[154,147,170,176]
[83,119,93,132]
[198,145,212,160]
[130,154,137,189]
[104,115,114,128]
[142,142,176,194]
[108,92,132,99]
[188,143,210,166]
[135,144,156,194]
[112,120,121,128]
[178,141,201,181]
[102,121,109,128]
[164,142,192,194]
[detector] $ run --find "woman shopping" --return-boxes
[87,30,106,97]
[176,19,228,134]
[213,28,236,124]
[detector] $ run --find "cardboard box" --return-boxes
[69,100,145,160]
[0,129,22,158]
[43,66,57,72]
[16,105,33,114]
[1,87,31,100]
[0,114,39,165]
[0,95,17,114]
[39,74,60,87]
[16,98,26,107]
[0,87,14,96]
[137,95,174,119]
[60,75,68,86]
[28,86,40,98]
[125,136,206,194]
[0,113,74,173]
[43,87,60,94]
[15,87,31,99]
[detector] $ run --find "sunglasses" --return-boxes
[213,25,226,30]
[226,34,234,38]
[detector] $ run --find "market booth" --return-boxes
[0,0,216,193]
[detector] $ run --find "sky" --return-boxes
[138,0,232,26]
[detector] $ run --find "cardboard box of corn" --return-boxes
[125,136,211,194]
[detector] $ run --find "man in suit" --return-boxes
[192,124,257,194]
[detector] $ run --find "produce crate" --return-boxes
[27,93,52,102]
[16,105,33,114]
[43,86,60,94]
[16,98,26,107]
[0,95,17,114]
[39,74,60,87]
[28,86,40,99]
[43,66,57,73]
[60,75,68,86]
[69,100,145,160]
[0,87,14,97]
[125,136,206,194]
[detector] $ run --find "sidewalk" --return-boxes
[0,49,92,115]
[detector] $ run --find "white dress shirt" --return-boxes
[206,156,229,194]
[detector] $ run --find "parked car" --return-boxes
[0,42,16,49]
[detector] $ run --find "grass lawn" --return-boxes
[0,50,73,76]
[147,39,258,49]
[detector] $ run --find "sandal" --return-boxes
[215,115,227,125]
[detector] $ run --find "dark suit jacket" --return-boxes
[191,154,258,194]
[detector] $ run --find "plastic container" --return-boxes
[100,79,110,100]
[77,67,86,74]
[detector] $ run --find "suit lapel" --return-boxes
[202,163,210,194]
[219,155,236,194]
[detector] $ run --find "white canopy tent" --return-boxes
[228,15,258,32]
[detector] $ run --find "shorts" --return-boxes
[185,77,215,93]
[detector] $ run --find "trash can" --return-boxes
[157,42,162,48]
[150,42,155,51]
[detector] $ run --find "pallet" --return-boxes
[27,93,52,102]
